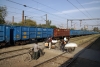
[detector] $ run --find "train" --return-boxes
[0,24,99,47]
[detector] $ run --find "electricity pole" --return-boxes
[12,16,14,25]
[67,18,100,29]
[80,20,82,27]
[67,19,68,29]
[22,10,24,24]
[24,16,27,25]
[71,20,73,28]
[46,14,47,26]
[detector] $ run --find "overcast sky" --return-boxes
[0,0,100,30]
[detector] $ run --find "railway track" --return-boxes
[33,35,99,67]
[70,35,93,42]
[0,48,30,61]
[34,52,70,67]
[0,35,99,62]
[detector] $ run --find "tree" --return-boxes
[37,24,42,27]
[37,23,57,28]
[18,19,37,26]
[49,25,57,28]
[37,24,46,28]
[46,20,51,27]
[5,20,12,25]
[0,6,7,24]
[93,27,99,32]
[25,19,37,26]
[70,28,75,30]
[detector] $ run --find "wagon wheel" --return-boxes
[72,47,75,51]
[1,43,6,46]
[26,41,29,44]
[67,48,73,53]
[20,41,26,45]
[15,42,19,46]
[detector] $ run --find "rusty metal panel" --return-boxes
[53,29,70,37]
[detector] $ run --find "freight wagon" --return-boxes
[0,24,99,47]
[0,25,54,46]
[0,25,10,47]
[53,28,70,38]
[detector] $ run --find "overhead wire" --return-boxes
[32,0,59,11]
[76,0,99,24]
[31,0,76,28]
[67,0,90,18]
[6,0,67,20]
[32,0,96,28]
[2,5,64,23]
[32,0,75,19]
[6,2,70,26]
[76,0,93,18]
[8,11,44,22]
[8,11,22,14]
[6,0,99,28]
[0,4,49,22]
[6,6,64,23]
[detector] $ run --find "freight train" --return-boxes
[0,24,99,47]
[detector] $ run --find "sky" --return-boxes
[0,0,100,30]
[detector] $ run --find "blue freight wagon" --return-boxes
[21,26,29,40]
[47,28,53,37]
[10,26,21,45]
[70,30,74,36]
[0,25,10,47]
[42,28,48,38]
[29,27,36,40]
[35,27,53,41]
[21,26,30,44]
[10,26,54,45]
[70,30,78,36]
[10,26,30,45]
[36,27,43,38]
[76,30,80,36]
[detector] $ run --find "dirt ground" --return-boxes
[0,34,99,67]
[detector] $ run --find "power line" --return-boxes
[8,11,22,14]
[2,4,66,24]
[8,10,64,23]
[76,0,99,24]
[32,0,75,18]
[76,0,93,18]
[8,11,41,20]
[5,5,43,17]
[32,0,59,11]
[4,4,66,20]
[67,0,90,18]
[0,4,23,10]
[0,3,57,20]
[6,0,67,20]
[0,3,40,17]
[8,10,42,19]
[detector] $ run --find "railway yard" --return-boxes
[1,0,100,67]
[0,34,100,67]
